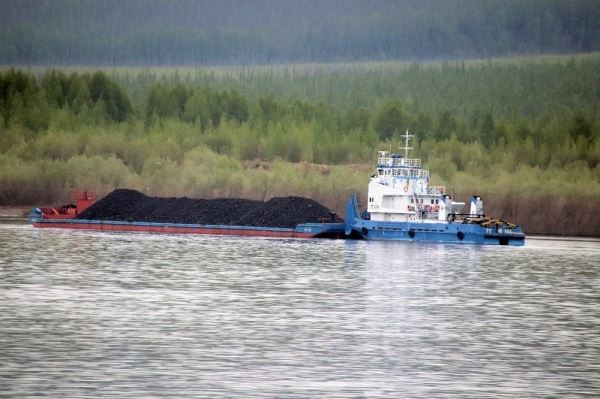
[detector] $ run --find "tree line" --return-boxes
[1,67,598,168]
[1,0,599,65]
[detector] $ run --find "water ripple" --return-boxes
[1,224,599,398]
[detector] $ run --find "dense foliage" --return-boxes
[1,0,600,65]
[1,57,599,234]
[0,69,131,131]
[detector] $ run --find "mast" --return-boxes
[401,130,414,159]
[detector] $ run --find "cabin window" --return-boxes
[410,198,414,203]
[431,199,434,204]
[420,199,423,204]
[435,199,439,204]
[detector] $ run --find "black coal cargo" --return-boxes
[76,189,341,228]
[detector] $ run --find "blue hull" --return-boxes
[344,195,525,246]
[349,219,525,245]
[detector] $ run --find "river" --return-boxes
[1,224,599,398]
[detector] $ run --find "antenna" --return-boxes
[401,130,414,158]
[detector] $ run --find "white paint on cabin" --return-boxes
[366,131,481,223]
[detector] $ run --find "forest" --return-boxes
[1,55,599,235]
[1,0,599,65]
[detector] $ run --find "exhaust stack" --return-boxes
[470,195,484,216]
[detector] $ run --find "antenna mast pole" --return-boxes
[401,130,414,158]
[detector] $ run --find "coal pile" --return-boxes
[77,189,341,228]
[235,196,339,228]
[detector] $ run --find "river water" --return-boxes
[1,224,599,398]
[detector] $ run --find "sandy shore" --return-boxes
[0,207,30,218]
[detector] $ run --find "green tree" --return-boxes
[342,107,371,132]
[373,101,408,140]
[183,90,211,130]
[41,70,69,108]
[570,113,593,143]
[435,110,458,141]
[87,71,131,122]
[145,83,190,124]
[257,95,284,123]
[480,113,495,147]
[222,90,249,123]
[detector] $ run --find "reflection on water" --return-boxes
[1,224,599,398]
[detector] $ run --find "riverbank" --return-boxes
[482,195,600,237]
[0,207,29,223]
[0,206,29,216]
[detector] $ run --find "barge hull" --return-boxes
[32,219,346,239]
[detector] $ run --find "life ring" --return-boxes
[433,204,440,212]
[425,205,432,211]
[403,186,408,192]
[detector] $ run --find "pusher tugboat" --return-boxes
[344,131,525,245]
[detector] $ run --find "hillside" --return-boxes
[1,0,599,65]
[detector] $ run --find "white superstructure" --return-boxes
[366,131,465,223]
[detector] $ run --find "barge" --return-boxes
[30,218,345,238]
[30,191,346,239]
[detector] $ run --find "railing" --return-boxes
[377,156,421,168]
[377,168,429,179]
[427,185,446,194]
